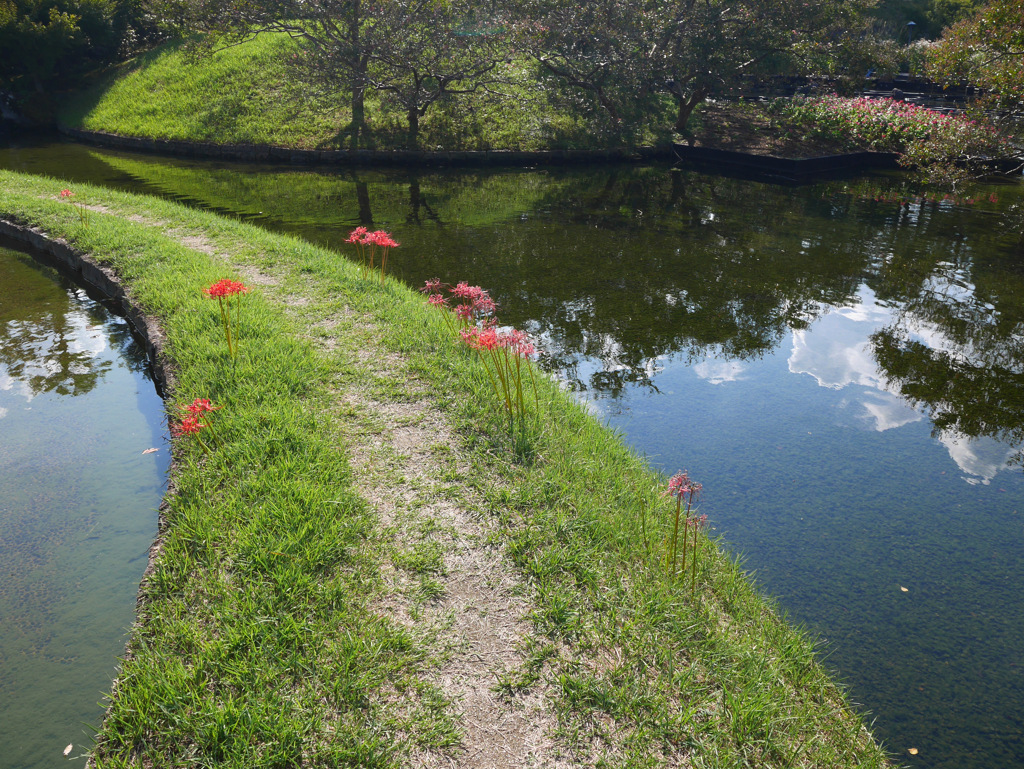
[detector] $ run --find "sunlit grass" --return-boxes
[58,34,674,151]
[1,169,892,768]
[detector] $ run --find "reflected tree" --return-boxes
[0,263,136,397]
[870,249,1024,468]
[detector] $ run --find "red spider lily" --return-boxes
[345,226,368,244]
[59,189,74,198]
[172,415,206,436]
[181,397,222,415]
[347,227,399,282]
[171,413,216,453]
[421,278,443,294]
[204,279,248,357]
[204,279,249,299]
[368,230,400,248]
[428,293,447,307]
[665,471,702,589]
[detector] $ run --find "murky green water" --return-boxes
[2,134,1023,767]
[0,242,167,769]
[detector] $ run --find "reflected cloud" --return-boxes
[788,295,891,390]
[860,391,923,432]
[791,286,1022,481]
[693,359,747,385]
[938,432,1016,484]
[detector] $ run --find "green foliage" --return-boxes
[519,0,879,134]
[928,0,1024,113]
[0,0,153,94]
[870,0,985,40]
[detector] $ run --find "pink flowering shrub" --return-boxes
[773,95,1014,185]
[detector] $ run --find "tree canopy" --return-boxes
[928,0,1024,113]
[518,0,878,135]
[0,0,151,94]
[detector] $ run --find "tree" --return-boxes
[928,0,1024,114]
[519,0,877,136]
[0,0,155,96]
[157,0,506,147]
[343,0,506,146]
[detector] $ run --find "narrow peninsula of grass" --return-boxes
[1,170,892,768]
[59,34,672,152]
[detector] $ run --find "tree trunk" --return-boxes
[407,106,419,147]
[673,87,708,135]
[350,87,365,149]
[348,1,366,149]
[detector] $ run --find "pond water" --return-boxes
[0,241,168,769]
[2,134,1023,768]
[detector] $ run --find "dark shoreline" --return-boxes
[59,126,675,167]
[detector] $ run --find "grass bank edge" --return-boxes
[0,169,893,768]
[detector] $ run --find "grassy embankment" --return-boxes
[0,169,893,768]
[58,34,674,152]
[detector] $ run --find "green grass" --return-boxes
[58,34,674,151]
[1,170,893,768]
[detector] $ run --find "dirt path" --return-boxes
[234,249,571,767]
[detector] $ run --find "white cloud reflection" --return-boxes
[692,359,747,385]
[787,286,1015,484]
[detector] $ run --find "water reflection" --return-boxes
[0,244,167,769]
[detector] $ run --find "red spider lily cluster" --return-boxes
[205,278,249,358]
[664,471,704,592]
[421,279,497,332]
[460,326,535,358]
[59,189,74,199]
[172,397,222,452]
[346,226,400,282]
[422,278,539,441]
[204,279,248,298]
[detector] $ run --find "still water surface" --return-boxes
[0,242,167,769]
[2,136,1022,767]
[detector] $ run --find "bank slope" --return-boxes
[0,169,892,768]
[58,35,670,152]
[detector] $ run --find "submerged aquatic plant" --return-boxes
[204,278,248,358]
